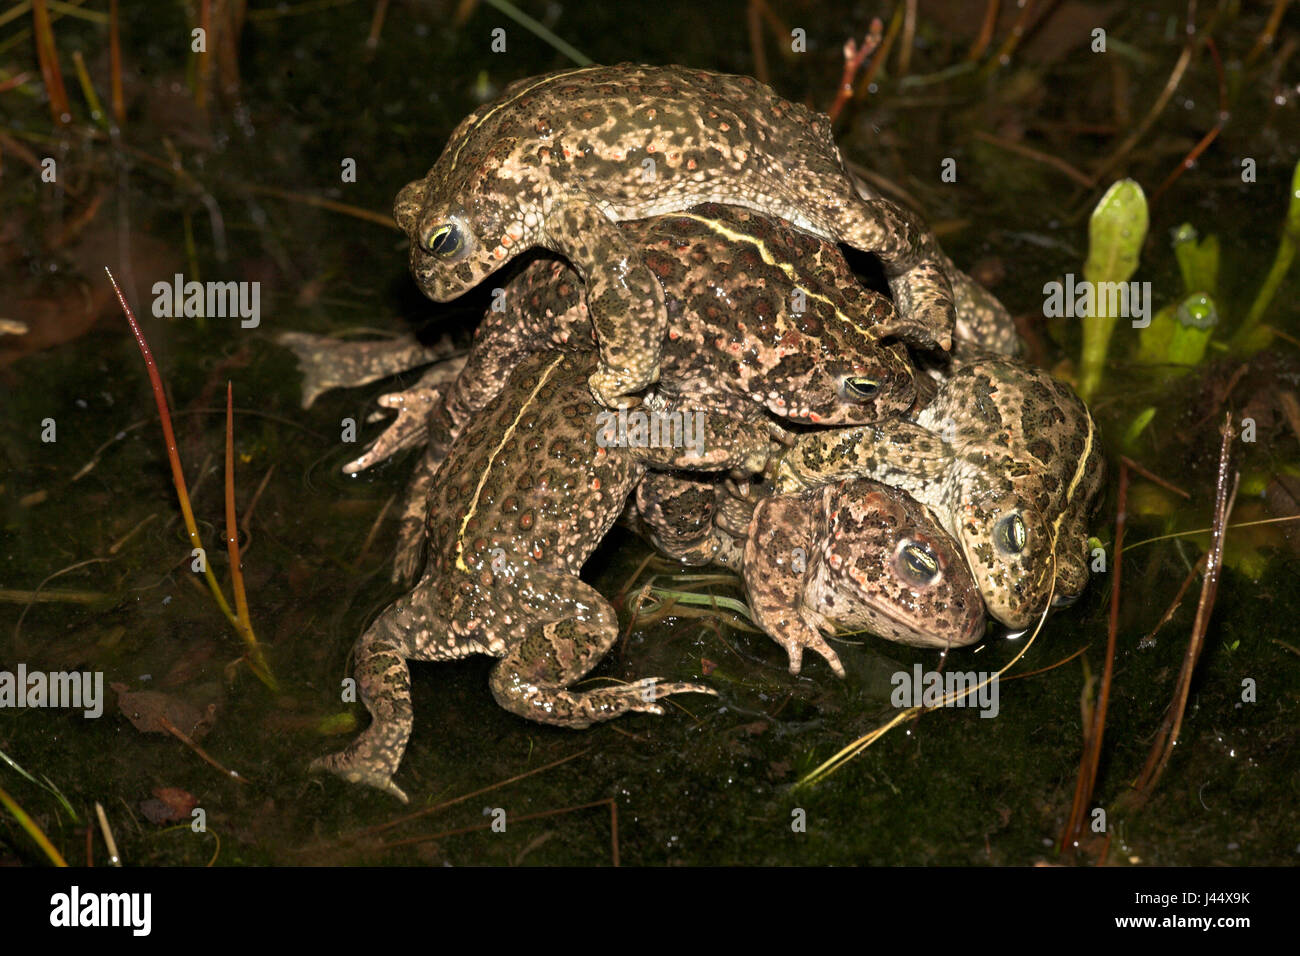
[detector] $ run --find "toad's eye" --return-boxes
[843,377,880,401]
[994,514,1027,554]
[423,223,464,258]
[898,542,940,584]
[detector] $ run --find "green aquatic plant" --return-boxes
[1232,157,1300,353]
[1136,224,1220,374]
[1172,221,1219,294]
[1080,160,1298,399]
[1122,406,1157,450]
[1136,291,1220,372]
[1078,179,1148,402]
[0,748,77,824]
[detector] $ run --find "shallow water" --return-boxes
[1,0,1297,865]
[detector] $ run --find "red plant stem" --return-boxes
[1120,455,1192,500]
[106,269,204,556]
[109,0,124,126]
[984,0,1036,73]
[862,7,901,93]
[1127,415,1238,806]
[31,0,71,125]
[1246,0,1291,65]
[828,19,882,122]
[1060,458,1128,854]
[1151,37,1227,204]
[967,0,1000,62]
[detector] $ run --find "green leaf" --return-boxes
[1080,179,1149,400]
[1166,293,1218,366]
[1136,303,1178,365]
[1123,406,1157,449]
[1172,224,1219,295]
[1083,179,1148,289]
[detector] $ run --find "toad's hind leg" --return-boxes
[392,446,439,584]
[489,572,714,728]
[820,193,954,352]
[829,170,957,350]
[311,589,466,803]
[779,145,954,350]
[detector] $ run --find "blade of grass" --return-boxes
[106,268,276,689]
[376,798,616,858]
[1245,0,1292,65]
[797,545,1060,789]
[69,50,105,127]
[355,747,593,838]
[0,748,79,822]
[1232,157,1300,353]
[480,0,591,66]
[30,0,71,124]
[94,802,121,865]
[225,382,276,689]
[0,782,67,866]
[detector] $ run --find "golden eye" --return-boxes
[995,514,1027,554]
[899,542,940,583]
[424,223,464,258]
[843,377,879,401]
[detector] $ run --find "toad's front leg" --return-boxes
[625,405,774,476]
[775,420,949,493]
[634,472,720,566]
[546,198,666,407]
[489,572,714,727]
[742,492,845,678]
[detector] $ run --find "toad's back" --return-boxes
[438,63,849,226]
[424,351,637,582]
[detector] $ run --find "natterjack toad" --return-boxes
[775,343,1104,628]
[393,203,917,582]
[426,203,916,436]
[394,63,955,407]
[633,472,985,674]
[311,350,775,801]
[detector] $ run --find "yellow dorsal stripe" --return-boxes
[448,66,605,173]
[455,353,568,572]
[671,213,879,341]
[1052,410,1094,539]
[1040,409,1096,590]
